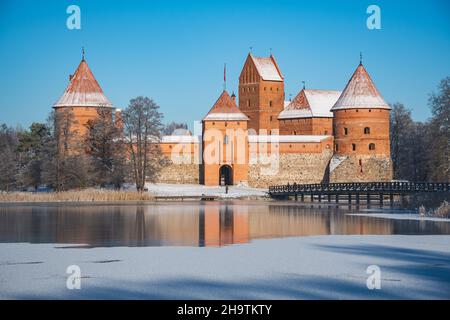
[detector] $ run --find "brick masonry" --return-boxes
[329,154,393,183]
[248,149,333,188]
[157,157,200,184]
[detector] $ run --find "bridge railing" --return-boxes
[268,182,450,194]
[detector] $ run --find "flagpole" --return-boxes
[223,63,226,91]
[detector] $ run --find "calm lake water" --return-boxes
[0,201,449,247]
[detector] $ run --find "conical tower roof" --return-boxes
[331,63,389,111]
[203,90,249,121]
[54,58,113,108]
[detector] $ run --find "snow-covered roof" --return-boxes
[54,59,113,108]
[248,135,331,143]
[278,89,341,119]
[161,135,200,143]
[203,90,249,121]
[251,54,283,82]
[331,64,390,111]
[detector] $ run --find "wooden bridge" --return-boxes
[268,182,450,207]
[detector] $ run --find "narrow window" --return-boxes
[247,100,250,107]
[369,143,375,150]
[224,135,228,144]
[269,100,273,107]
[364,127,370,134]
[270,115,273,121]
[352,143,356,151]
[335,144,339,152]
[324,130,328,135]
[344,128,348,135]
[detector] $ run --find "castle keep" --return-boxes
[54,53,393,187]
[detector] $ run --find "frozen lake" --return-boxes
[0,201,449,299]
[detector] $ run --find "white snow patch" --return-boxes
[142,183,268,198]
[1,235,449,299]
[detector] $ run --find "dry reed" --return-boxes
[0,189,155,202]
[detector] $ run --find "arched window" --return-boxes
[364,127,370,134]
[369,143,376,150]
[224,135,229,145]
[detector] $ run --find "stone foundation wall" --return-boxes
[329,155,393,183]
[248,150,333,188]
[156,158,200,184]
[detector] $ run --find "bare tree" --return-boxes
[428,77,450,181]
[85,108,126,188]
[122,96,164,191]
[162,121,188,135]
[41,109,92,191]
[0,124,19,191]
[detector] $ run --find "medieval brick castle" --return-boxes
[53,53,393,188]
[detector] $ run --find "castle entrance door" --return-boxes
[219,165,233,186]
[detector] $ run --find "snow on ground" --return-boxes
[348,213,450,222]
[1,235,449,299]
[143,183,269,199]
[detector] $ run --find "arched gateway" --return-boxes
[219,165,233,186]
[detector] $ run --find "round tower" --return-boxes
[53,53,114,153]
[330,61,392,182]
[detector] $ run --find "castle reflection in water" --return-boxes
[0,202,449,247]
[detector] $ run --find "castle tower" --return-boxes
[53,53,115,152]
[329,62,393,182]
[202,90,249,186]
[238,53,284,134]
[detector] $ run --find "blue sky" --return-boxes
[0,0,449,129]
